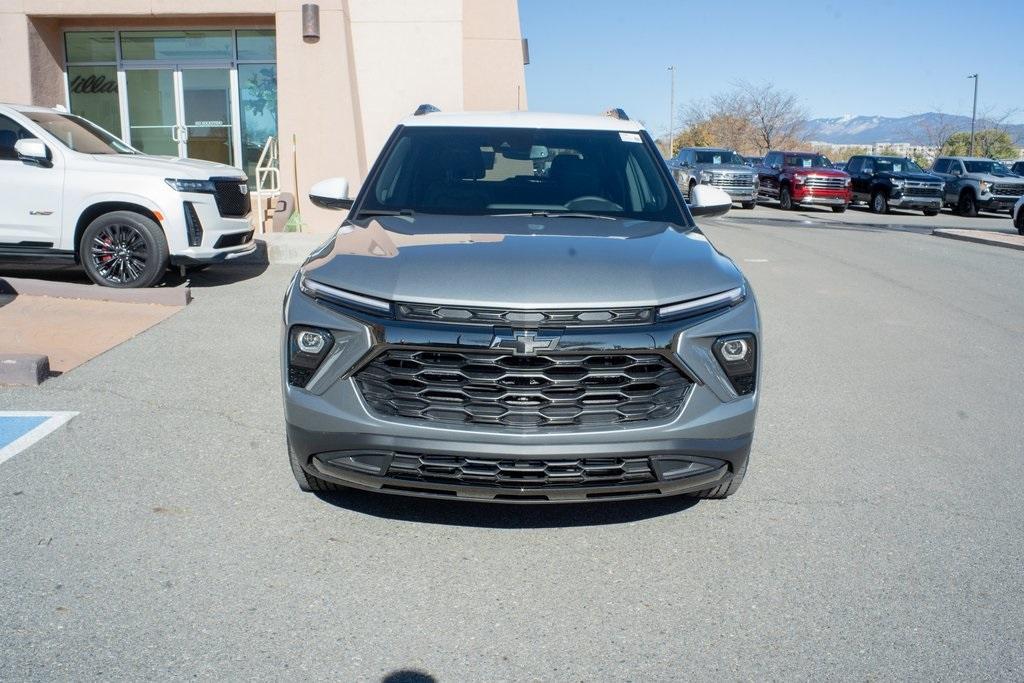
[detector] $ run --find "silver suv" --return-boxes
[667,147,759,209]
[281,109,761,503]
[931,157,1024,216]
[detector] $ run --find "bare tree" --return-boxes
[734,81,807,153]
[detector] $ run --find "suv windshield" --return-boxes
[25,112,135,155]
[874,157,924,174]
[694,151,745,165]
[964,160,1010,174]
[784,154,831,168]
[359,126,685,223]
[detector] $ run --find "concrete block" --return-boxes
[0,354,50,386]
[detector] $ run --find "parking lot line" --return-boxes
[0,411,77,466]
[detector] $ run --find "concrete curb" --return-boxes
[0,277,191,306]
[0,354,50,386]
[932,229,1024,252]
[259,234,327,265]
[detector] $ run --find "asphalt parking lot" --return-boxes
[2,208,1023,680]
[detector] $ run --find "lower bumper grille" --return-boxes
[388,453,656,488]
[992,184,1024,197]
[212,179,252,217]
[354,349,692,429]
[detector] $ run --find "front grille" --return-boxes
[396,303,654,327]
[803,175,846,189]
[388,453,656,488]
[354,349,692,429]
[904,182,943,198]
[992,183,1024,197]
[709,172,755,189]
[211,178,252,217]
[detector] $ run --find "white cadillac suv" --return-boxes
[0,103,256,287]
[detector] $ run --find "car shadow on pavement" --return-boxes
[313,488,701,528]
[162,263,270,289]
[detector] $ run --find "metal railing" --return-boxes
[254,136,281,234]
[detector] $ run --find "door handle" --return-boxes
[171,126,180,143]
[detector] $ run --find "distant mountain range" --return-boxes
[804,113,1024,146]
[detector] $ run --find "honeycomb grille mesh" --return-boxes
[354,349,691,429]
[212,179,252,217]
[388,453,656,488]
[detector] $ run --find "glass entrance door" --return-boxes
[124,65,235,164]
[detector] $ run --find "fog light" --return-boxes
[720,338,749,362]
[713,334,757,396]
[297,330,327,354]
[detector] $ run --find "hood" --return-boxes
[82,153,245,179]
[302,214,743,309]
[784,165,846,176]
[697,163,754,174]
[879,171,941,183]
[973,172,1023,182]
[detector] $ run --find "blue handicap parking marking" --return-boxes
[0,412,77,465]
[0,416,51,449]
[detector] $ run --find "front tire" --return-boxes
[870,191,889,214]
[831,205,847,213]
[923,209,939,217]
[779,186,794,210]
[81,211,169,288]
[687,181,697,202]
[1014,207,1024,235]
[957,191,978,217]
[741,201,756,210]
[288,441,343,493]
[695,458,747,499]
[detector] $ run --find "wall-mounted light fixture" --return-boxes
[302,3,320,42]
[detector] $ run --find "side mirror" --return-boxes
[15,138,51,167]
[688,184,732,218]
[309,177,353,210]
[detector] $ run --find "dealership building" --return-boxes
[1,0,528,231]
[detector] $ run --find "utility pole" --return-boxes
[667,65,676,158]
[967,73,978,155]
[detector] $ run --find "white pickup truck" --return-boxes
[0,103,256,287]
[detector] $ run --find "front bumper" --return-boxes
[792,188,851,206]
[889,195,941,210]
[978,195,1022,212]
[282,277,761,503]
[170,238,258,266]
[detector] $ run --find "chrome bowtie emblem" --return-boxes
[491,330,560,356]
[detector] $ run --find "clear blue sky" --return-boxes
[518,0,1024,135]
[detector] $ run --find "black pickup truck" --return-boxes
[845,155,944,215]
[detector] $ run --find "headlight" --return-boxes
[657,286,745,321]
[299,273,391,315]
[979,180,990,194]
[794,173,806,185]
[891,178,905,188]
[713,334,757,396]
[844,176,852,187]
[288,326,335,387]
[699,171,711,183]
[165,178,216,193]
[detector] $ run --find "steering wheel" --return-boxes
[565,196,623,212]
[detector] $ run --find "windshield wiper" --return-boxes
[354,209,415,218]
[493,211,616,221]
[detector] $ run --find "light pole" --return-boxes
[967,73,978,155]
[667,65,675,158]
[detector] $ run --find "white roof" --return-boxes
[400,110,644,132]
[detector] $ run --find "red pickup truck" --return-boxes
[757,151,852,212]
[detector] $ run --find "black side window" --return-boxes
[846,157,862,174]
[862,158,875,174]
[0,115,35,161]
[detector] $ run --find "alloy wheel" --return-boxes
[90,223,149,285]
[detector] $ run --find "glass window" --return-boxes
[0,115,37,161]
[67,65,122,137]
[847,157,862,173]
[120,31,232,61]
[65,32,116,63]
[23,111,135,155]
[359,126,685,223]
[238,63,278,187]
[236,30,276,60]
[932,159,948,173]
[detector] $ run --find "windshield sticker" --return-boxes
[801,159,812,167]
[619,132,642,143]
[713,155,723,164]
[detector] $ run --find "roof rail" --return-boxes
[413,104,440,116]
[603,108,629,121]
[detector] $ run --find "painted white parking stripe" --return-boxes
[0,411,78,466]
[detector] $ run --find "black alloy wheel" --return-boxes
[81,211,169,288]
